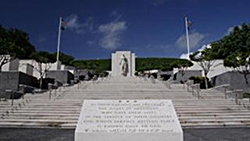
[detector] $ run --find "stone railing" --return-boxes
[164,80,173,89]
[209,84,230,99]
[185,81,202,99]
[226,89,250,109]
[202,84,250,109]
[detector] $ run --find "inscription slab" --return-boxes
[75,100,183,141]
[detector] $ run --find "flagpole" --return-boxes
[185,17,190,60]
[56,17,62,63]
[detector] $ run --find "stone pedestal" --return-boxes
[111,51,135,77]
[75,100,183,141]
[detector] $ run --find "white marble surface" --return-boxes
[75,100,183,141]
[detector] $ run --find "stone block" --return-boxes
[75,100,183,141]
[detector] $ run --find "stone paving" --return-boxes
[0,127,249,141]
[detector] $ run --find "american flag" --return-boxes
[61,18,67,30]
[187,19,192,30]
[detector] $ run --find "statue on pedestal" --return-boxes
[119,54,129,76]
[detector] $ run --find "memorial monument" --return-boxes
[75,100,183,141]
[111,51,135,77]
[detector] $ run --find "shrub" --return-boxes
[189,76,213,89]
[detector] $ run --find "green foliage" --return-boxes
[0,25,35,58]
[208,23,250,85]
[30,51,56,63]
[70,58,187,74]
[51,52,74,65]
[243,92,250,98]
[210,23,250,60]
[136,58,186,71]
[189,76,213,89]
[70,59,111,74]
[190,47,215,89]
[170,59,193,69]
[0,25,75,66]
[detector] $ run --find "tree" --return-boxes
[210,23,250,85]
[52,52,74,65]
[0,26,35,71]
[30,51,55,88]
[170,59,193,77]
[224,52,250,85]
[7,28,35,58]
[190,47,215,89]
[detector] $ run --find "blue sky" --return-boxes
[0,0,249,59]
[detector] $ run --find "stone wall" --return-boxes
[0,71,38,97]
[211,71,250,93]
[46,70,74,84]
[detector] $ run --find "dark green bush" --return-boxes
[243,93,250,98]
[189,76,213,89]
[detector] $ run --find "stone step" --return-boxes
[1,77,249,129]
[0,119,77,124]
[179,115,250,120]
[4,116,79,120]
[0,121,76,129]
[181,122,249,127]
[3,110,81,114]
[178,112,250,117]
[177,110,250,114]
[179,118,250,123]
[175,107,246,111]
[6,113,80,117]
[1,106,245,112]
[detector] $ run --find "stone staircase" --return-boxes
[0,77,250,128]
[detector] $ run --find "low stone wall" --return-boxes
[0,71,38,98]
[211,71,250,93]
[46,70,74,84]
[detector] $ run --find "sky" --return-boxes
[0,0,249,60]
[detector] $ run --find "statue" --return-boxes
[119,54,129,76]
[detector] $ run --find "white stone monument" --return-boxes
[111,51,135,77]
[75,100,183,141]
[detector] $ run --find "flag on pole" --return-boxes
[187,19,192,30]
[185,17,191,60]
[61,18,67,30]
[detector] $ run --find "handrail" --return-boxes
[190,84,202,99]
[208,84,230,90]
[150,76,156,84]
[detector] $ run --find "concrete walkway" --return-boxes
[0,127,249,141]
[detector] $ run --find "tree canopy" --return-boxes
[0,26,35,58]
[0,25,74,66]
[198,23,250,85]
[210,23,250,60]
[170,59,193,69]
[190,46,215,89]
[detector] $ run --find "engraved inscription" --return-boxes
[82,100,178,133]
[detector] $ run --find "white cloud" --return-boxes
[144,44,171,51]
[146,0,166,6]
[64,14,94,33]
[98,21,127,50]
[153,0,166,6]
[180,53,191,59]
[175,31,206,49]
[179,44,211,59]
[225,25,242,35]
[87,40,95,46]
[226,27,234,35]
[37,36,46,43]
